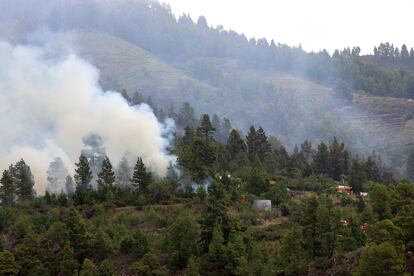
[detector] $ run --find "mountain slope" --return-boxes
[75,33,338,142]
[75,31,218,107]
[74,31,414,163]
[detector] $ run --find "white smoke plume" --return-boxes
[0,41,176,194]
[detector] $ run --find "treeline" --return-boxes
[373,42,414,63]
[0,114,390,206]
[105,2,414,99]
[123,91,233,142]
[175,114,391,196]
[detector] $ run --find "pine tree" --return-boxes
[401,44,409,61]
[316,198,341,257]
[369,185,391,220]
[65,207,88,259]
[349,159,367,194]
[203,226,227,273]
[163,212,198,270]
[211,114,221,141]
[182,126,195,146]
[328,137,345,180]
[227,129,246,158]
[74,155,93,204]
[300,140,314,164]
[314,142,329,175]
[197,114,215,142]
[74,155,93,191]
[97,156,115,194]
[246,126,258,161]
[178,137,217,182]
[12,159,35,202]
[365,156,380,182]
[221,118,232,143]
[200,177,230,252]
[301,196,320,259]
[343,150,350,175]
[0,170,15,206]
[178,102,197,128]
[131,157,152,195]
[255,127,271,161]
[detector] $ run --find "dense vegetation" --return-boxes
[1,114,413,275]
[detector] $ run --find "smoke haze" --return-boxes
[0,41,175,194]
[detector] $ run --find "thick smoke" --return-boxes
[0,41,175,194]
[46,157,69,194]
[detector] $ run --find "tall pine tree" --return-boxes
[97,156,115,200]
[328,137,345,180]
[13,159,35,202]
[200,177,230,253]
[246,126,258,161]
[197,114,215,142]
[255,127,271,161]
[226,129,246,158]
[0,170,15,206]
[131,157,152,195]
[74,155,93,204]
[314,142,329,175]
[74,155,93,191]
[97,157,115,192]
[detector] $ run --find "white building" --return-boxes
[253,200,272,211]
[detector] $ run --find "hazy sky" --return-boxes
[161,0,413,54]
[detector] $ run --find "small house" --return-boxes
[336,185,353,195]
[253,200,272,211]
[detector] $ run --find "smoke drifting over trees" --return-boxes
[46,157,69,194]
[0,42,175,194]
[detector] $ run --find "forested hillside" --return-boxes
[1,115,413,275]
[1,1,414,275]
